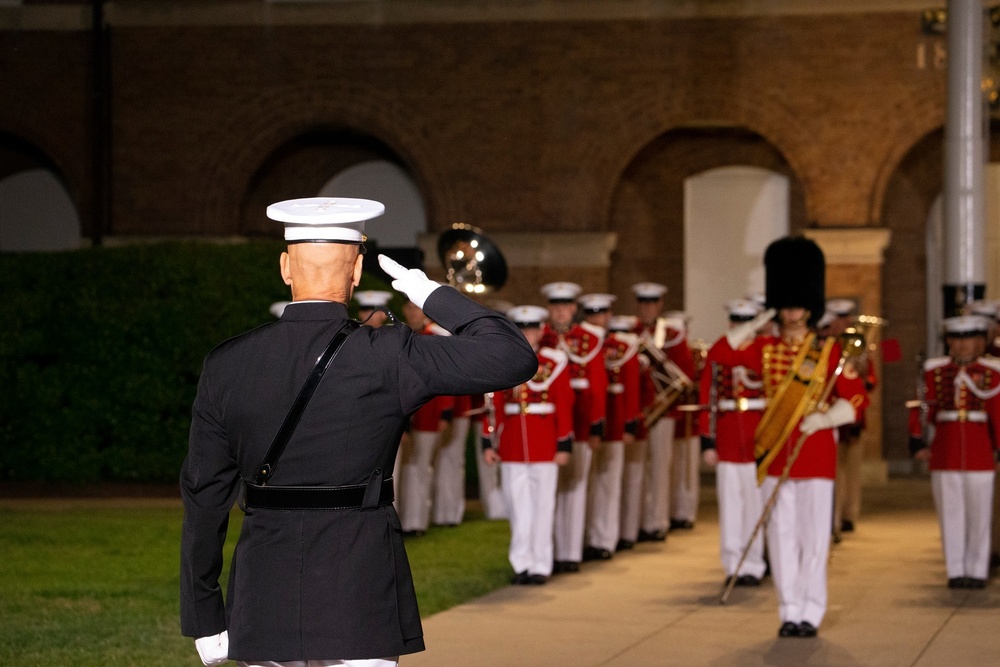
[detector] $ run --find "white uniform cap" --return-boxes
[269,301,290,319]
[725,299,762,321]
[746,290,766,307]
[579,293,616,313]
[540,281,582,302]
[825,298,856,318]
[816,311,836,329]
[608,315,638,332]
[267,197,385,243]
[943,315,991,337]
[966,300,999,319]
[632,282,668,301]
[507,305,549,327]
[354,290,393,309]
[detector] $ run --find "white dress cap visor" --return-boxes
[579,293,617,312]
[507,305,550,326]
[631,282,668,299]
[267,197,385,242]
[825,298,856,317]
[608,315,638,332]
[943,315,991,336]
[725,299,762,319]
[540,282,582,301]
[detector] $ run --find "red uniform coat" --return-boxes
[698,335,765,464]
[604,332,642,441]
[485,347,575,462]
[908,355,1000,471]
[714,334,844,480]
[541,322,607,441]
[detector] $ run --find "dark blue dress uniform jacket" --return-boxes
[179,287,537,661]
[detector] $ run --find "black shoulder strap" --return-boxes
[254,320,360,485]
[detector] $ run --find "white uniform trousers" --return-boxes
[585,440,625,551]
[931,470,995,580]
[238,659,397,667]
[502,461,558,576]
[670,434,701,523]
[761,476,833,628]
[641,417,675,533]
[398,429,441,532]
[716,461,766,578]
[619,437,648,543]
[993,461,1000,559]
[554,440,593,562]
[475,440,507,519]
[433,416,469,525]
[834,437,863,528]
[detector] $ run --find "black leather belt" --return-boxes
[243,477,394,510]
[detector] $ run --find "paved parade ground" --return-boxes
[406,476,1000,667]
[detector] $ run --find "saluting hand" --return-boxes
[378,254,442,309]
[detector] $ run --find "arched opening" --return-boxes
[0,133,81,252]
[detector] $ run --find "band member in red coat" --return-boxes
[910,315,1000,589]
[630,282,696,542]
[699,299,769,586]
[484,305,574,585]
[717,237,856,639]
[397,299,455,536]
[540,282,607,573]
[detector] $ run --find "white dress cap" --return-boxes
[507,305,550,327]
[608,314,638,332]
[966,300,999,319]
[745,290,766,307]
[725,299,762,321]
[269,301,290,318]
[943,315,991,337]
[579,293,617,313]
[631,282,668,300]
[354,290,393,309]
[825,298,856,317]
[540,281,582,302]
[267,197,385,243]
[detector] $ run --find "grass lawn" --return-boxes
[0,499,512,666]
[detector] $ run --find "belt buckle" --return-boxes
[958,409,968,421]
[737,397,750,412]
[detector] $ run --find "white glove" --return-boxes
[194,631,229,666]
[799,398,856,435]
[378,254,442,310]
[725,308,776,349]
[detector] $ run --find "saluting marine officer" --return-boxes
[179,197,537,667]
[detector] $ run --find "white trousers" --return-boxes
[554,441,594,562]
[670,434,700,523]
[716,461,766,578]
[399,430,440,532]
[762,477,833,628]
[433,416,469,525]
[586,440,625,551]
[238,659,397,667]
[931,470,995,579]
[642,417,675,533]
[502,461,558,576]
[475,439,507,519]
[619,438,648,542]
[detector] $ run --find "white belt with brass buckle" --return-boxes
[608,383,625,394]
[505,403,556,415]
[937,410,987,423]
[717,398,766,412]
[570,378,590,390]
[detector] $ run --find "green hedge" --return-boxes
[0,241,399,484]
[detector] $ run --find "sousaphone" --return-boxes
[437,223,508,295]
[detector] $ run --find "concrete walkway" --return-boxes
[405,477,999,667]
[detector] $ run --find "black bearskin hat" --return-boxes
[764,236,825,328]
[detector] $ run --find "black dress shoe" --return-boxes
[583,546,613,561]
[637,529,668,542]
[669,519,694,530]
[616,539,635,551]
[966,577,987,589]
[528,574,548,585]
[840,519,854,533]
[554,560,580,573]
[402,530,425,538]
[948,577,967,589]
[511,571,530,585]
[778,621,799,637]
[797,621,818,637]
[736,575,761,587]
